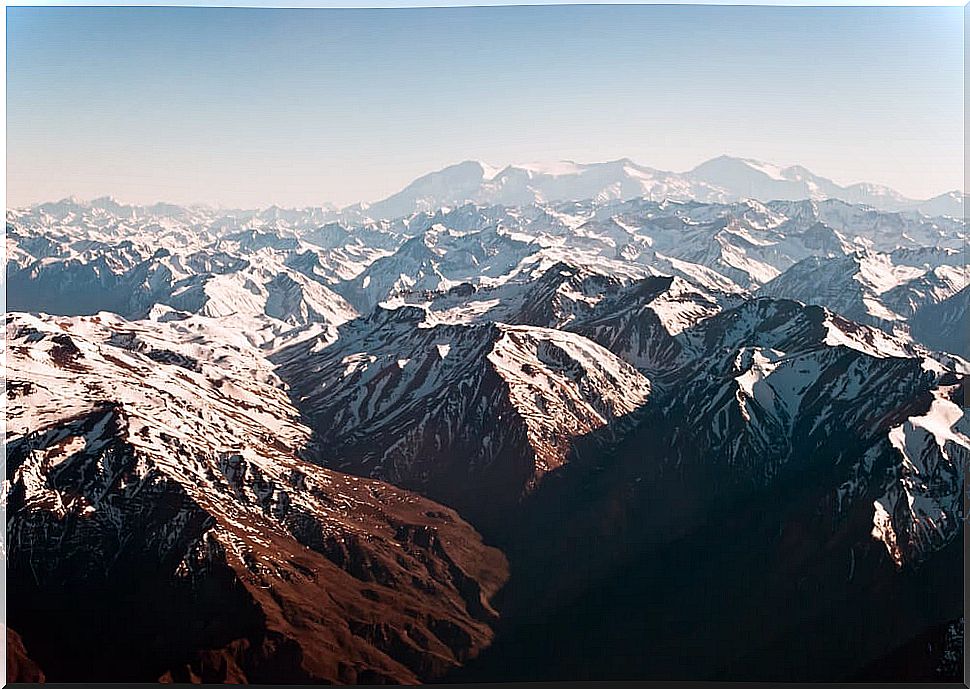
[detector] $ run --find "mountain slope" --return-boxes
[6,312,508,684]
[910,285,970,359]
[759,250,968,340]
[273,305,651,526]
[452,298,966,684]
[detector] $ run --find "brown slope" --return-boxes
[7,628,46,683]
[154,485,508,684]
[6,312,508,684]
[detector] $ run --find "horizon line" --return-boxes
[6,153,964,211]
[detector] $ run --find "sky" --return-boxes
[6,4,965,208]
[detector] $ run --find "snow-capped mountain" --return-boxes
[360,159,727,219]
[767,198,966,252]
[6,312,507,683]
[357,157,964,220]
[389,261,732,379]
[272,303,651,524]
[9,193,964,348]
[6,209,378,348]
[689,156,964,216]
[666,298,965,504]
[566,271,731,377]
[592,296,967,573]
[335,223,539,312]
[338,196,964,308]
[760,249,968,333]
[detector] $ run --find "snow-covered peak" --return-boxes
[273,311,651,522]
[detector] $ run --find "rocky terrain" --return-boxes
[5,313,507,683]
[6,156,967,682]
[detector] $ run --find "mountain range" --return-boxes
[357,156,964,219]
[5,157,967,683]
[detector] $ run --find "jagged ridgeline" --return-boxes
[6,161,967,682]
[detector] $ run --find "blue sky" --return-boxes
[6,5,964,207]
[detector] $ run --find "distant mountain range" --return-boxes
[355,156,964,219]
[20,155,964,221]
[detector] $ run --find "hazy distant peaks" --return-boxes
[362,155,964,220]
[16,155,965,221]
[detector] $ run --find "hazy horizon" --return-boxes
[7,5,965,208]
[7,153,966,211]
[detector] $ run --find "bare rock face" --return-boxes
[5,313,508,684]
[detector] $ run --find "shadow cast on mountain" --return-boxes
[442,393,965,683]
[272,300,966,682]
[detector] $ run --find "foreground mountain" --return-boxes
[6,312,508,683]
[7,630,45,683]
[452,298,967,682]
